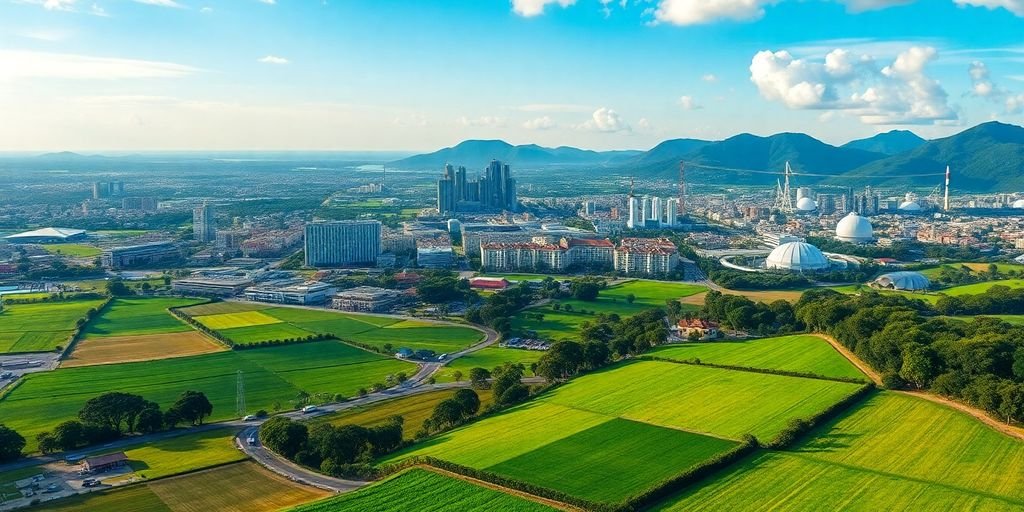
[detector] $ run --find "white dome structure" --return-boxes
[835,212,874,243]
[796,197,817,211]
[1012,199,1024,209]
[898,200,922,212]
[873,271,930,291]
[765,242,830,272]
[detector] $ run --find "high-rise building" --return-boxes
[437,164,456,214]
[304,220,381,267]
[665,198,680,226]
[436,160,516,213]
[584,201,597,216]
[193,203,217,242]
[817,194,837,215]
[627,196,642,229]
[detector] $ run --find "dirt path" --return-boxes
[813,334,1024,442]
[814,333,882,385]
[422,466,584,512]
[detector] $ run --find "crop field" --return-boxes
[943,278,1024,295]
[289,468,557,512]
[120,429,246,480]
[177,301,268,316]
[384,360,859,504]
[513,280,705,340]
[680,288,806,307]
[434,347,543,383]
[308,388,494,439]
[0,298,106,353]
[648,335,865,381]
[657,392,1024,511]
[188,303,483,352]
[919,262,1024,279]
[38,462,327,512]
[0,341,415,451]
[40,243,102,258]
[82,298,204,338]
[63,332,224,367]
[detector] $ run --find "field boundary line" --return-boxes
[164,300,231,349]
[813,333,882,385]
[420,465,585,512]
[638,355,868,384]
[57,297,112,365]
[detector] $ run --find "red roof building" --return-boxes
[469,277,511,290]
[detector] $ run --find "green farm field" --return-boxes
[918,262,1024,279]
[647,335,866,381]
[120,429,245,481]
[40,244,102,258]
[946,314,1024,325]
[513,280,705,340]
[82,298,205,338]
[657,392,1024,511]
[434,347,543,383]
[308,388,494,440]
[0,341,415,451]
[188,303,484,353]
[288,468,557,512]
[0,298,106,353]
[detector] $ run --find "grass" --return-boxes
[119,429,246,481]
[288,468,557,512]
[83,298,205,338]
[177,301,270,316]
[943,279,1024,295]
[40,244,102,258]
[186,304,484,353]
[0,298,106,353]
[918,262,1024,279]
[37,462,327,512]
[647,335,866,381]
[434,347,543,383]
[0,341,415,451]
[63,332,224,367]
[946,314,1024,325]
[308,388,495,440]
[513,280,705,340]
[656,392,1024,511]
[680,288,807,307]
[487,418,739,503]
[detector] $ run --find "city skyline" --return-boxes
[1,0,1022,151]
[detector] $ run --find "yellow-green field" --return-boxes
[193,311,284,330]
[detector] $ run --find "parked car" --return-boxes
[82,478,100,488]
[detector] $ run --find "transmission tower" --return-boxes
[773,161,795,213]
[678,162,687,216]
[236,370,246,418]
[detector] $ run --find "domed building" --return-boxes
[765,241,830,272]
[872,271,930,291]
[1012,199,1024,209]
[898,192,922,212]
[835,212,874,243]
[796,197,817,211]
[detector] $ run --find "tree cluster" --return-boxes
[466,282,536,335]
[419,389,482,436]
[261,415,404,476]
[707,268,811,290]
[0,424,26,462]
[934,285,1024,316]
[700,291,798,335]
[416,271,472,304]
[570,277,606,301]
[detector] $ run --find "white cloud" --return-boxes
[837,0,915,12]
[200,6,212,12]
[637,117,653,131]
[258,55,289,64]
[511,103,592,113]
[18,28,72,42]
[258,0,276,4]
[457,116,506,127]
[701,73,718,82]
[968,61,1001,97]
[511,0,577,17]
[0,50,198,81]
[577,107,630,132]
[749,45,957,125]
[22,0,78,11]
[654,0,774,25]
[954,0,1024,16]
[678,95,702,110]
[132,0,183,7]
[1008,94,1024,113]
[522,116,556,130]
[90,3,107,16]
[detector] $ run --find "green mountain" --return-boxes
[838,122,1024,192]
[841,130,927,155]
[391,140,641,170]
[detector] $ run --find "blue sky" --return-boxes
[0,0,1022,151]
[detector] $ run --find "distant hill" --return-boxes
[622,138,712,170]
[842,130,927,155]
[838,122,1024,192]
[629,132,886,184]
[391,140,641,169]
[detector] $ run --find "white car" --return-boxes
[242,415,257,421]
[301,405,318,413]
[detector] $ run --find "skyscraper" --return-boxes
[435,159,517,213]
[437,165,456,215]
[304,220,381,267]
[193,203,217,242]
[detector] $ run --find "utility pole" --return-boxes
[773,161,795,213]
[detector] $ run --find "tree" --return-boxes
[899,344,937,389]
[452,389,481,416]
[468,367,491,389]
[106,278,131,297]
[535,340,584,381]
[169,390,213,426]
[428,399,467,431]
[491,363,525,399]
[0,424,26,462]
[452,370,464,382]
[997,381,1024,424]
[51,420,85,450]
[78,392,148,434]
[625,293,636,304]
[498,384,530,406]
[570,278,603,301]
[260,417,308,459]
[136,407,164,434]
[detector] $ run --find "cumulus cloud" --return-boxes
[522,116,556,130]
[837,0,915,12]
[511,0,576,17]
[457,116,506,127]
[968,61,1001,97]
[954,0,1024,16]
[749,45,957,125]
[678,95,702,110]
[577,107,630,132]
[654,0,774,25]
[0,50,198,80]
[701,73,718,82]
[1008,94,1024,114]
[258,55,289,64]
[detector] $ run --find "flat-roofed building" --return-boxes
[244,281,336,305]
[101,241,179,269]
[332,286,404,312]
[172,276,254,297]
[305,220,381,267]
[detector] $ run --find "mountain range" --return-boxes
[393,122,1024,192]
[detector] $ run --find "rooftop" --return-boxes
[5,227,87,240]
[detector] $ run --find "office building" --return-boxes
[304,220,381,267]
[436,160,517,214]
[102,241,180,269]
[172,276,254,297]
[816,194,837,215]
[92,181,125,199]
[122,197,157,212]
[243,281,336,305]
[193,203,217,242]
[332,286,404,312]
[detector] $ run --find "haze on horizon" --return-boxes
[0,0,1022,152]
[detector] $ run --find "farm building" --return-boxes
[82,452,128,473]
[676,318,720,340]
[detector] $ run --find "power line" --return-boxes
[681,161,948,179]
